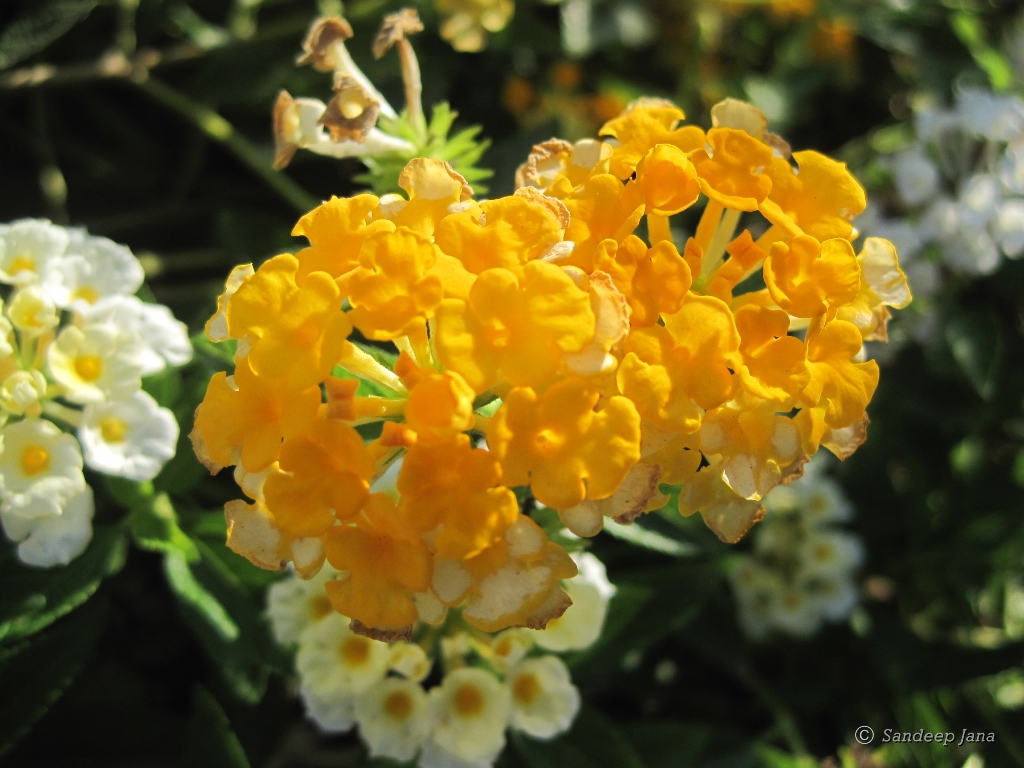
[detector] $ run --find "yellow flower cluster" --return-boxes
[192,97,909,640]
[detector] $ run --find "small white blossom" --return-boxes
[429,668,511,765]
[46,232,144,309]
[8,286,59,336]
[507,656,580,740]
[531,552,615,652]
[80,295,192,376]
[78,390,179,481]
[296,613,391,732]
[0,417,86,521]
[890,146,939,207]
[6,486,94,568]
[0,370,47,417]
[265,565,340,645]
[355,677,432,762]
[47,323,144,404]
[0,219,68,287]
[388,641,432,682]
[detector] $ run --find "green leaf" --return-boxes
[181,686,251,768]
[0,0,97,71]
[603,518,699,558]
[512,731,602,768]
[565,705,646,768]
[0,526,127,644]
[142,367,183,409]
[944,309,1003,401]
[128,492,201,563]
[192,334,237,370]
[950,11,1014,91]
[0,597,106,757]
[756,746,819,768]
[164,551,239,642]
[166,541,278,702]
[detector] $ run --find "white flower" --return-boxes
[0,370,47,417]
[489,629,533,671]
[7,286,59,336]
[80,295,192,376]
[890,146,939,207]
[78,390,179,481]
[47,323,144,404]
[957,87,1024,142]
[532,552,615,652]
[45,233,144,309]
[959,174,1002,230]
[300,685,357,733]
[355,677,432,762]
[1001,139,1024,195]
[996,199,1024,258]
[798,530,864,578]
[265,565,340,645]
[3,485,94,568]
[0,219,68,286]
[429,668,511,764]
[389,641,432,682]
[769,584,825,638]
[507,656,581,740]
[296,612,390,704]
[0,417,86,521]
[811,574,860,621]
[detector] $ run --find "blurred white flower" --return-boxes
[531,551,615,652]
[957,87,1024,142]
[507,655,580,739]
[355,677,432,762]
[891,146,940,207]
[265,565,340,645]
[78,390,178,481]
[0,219,68,287]
[429,667,511,765]
[5,485,94,568]
[8,286,59,336]
[0,370,47,418]
[0,417,86,521]
[389,641,432,682]
[47,323,144,404]
[996,199,1024,258]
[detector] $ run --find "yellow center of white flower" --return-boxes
[99,417,130,443]
[309,594,334,620]
[454,684,484,717]
[494,637,513,657]
[72,286,99,304]
[383,690,413,721]
[20,444,51,477]
[339,636,371,667]
[513,673,541,705]
[8,255,35,275]
[74,354,104,382]
[812,542,835,562]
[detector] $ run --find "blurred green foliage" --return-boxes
[3,0,1024,766]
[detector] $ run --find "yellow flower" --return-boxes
[690,128,774,212]
[835,237,912,341]
[191,357,321,473]
[700,396,801,501]
[594,236,692,327]
[734,305,809,403]
[762,152,866,242]
[487,377,641,510]
[763,236,861,318]
[550,174,645,272]
[617,293,741,433]
[434,188,568,276]
[226,254,350,389]
[397,435,519,560]
[677,461,765,543]
[324,492,433,635]
[635,144,701,216]
[292,194,396,282]
[599,99,705,180]
[263,414,377,537]
[434,261,595,393]
[397,355,476,442]
[800,319,879,429]
[375,159,472,237]
[344,227,444,341]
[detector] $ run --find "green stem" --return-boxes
[733,663,811,757]
[135,77,318,214]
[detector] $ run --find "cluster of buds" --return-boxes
[0,220,192,567]
[729,458,863,638]
[192,91,908,642]
[266,553,613,767]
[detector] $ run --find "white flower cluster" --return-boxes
[860,87,1024,294]
[729,460,863,639]
[267,552,616,767]
[0,219,192,567]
